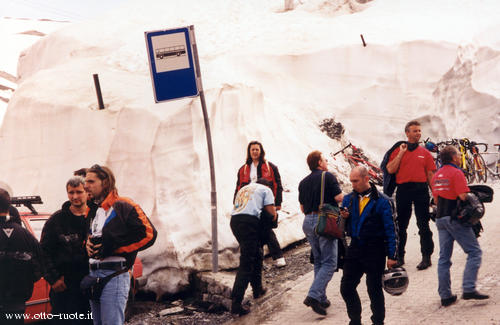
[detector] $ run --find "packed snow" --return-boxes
[1,0,499,296]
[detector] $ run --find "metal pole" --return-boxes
[93,74,105,109]
[190,26,218,272]
[199,90,218,273]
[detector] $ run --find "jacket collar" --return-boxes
[101,191,119,211]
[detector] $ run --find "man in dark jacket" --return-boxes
[340,166,398,325]
[0,190,43,324]
[85,164,157,325]
[40,176,96,324]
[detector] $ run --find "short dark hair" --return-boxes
[87,164,117,196]
[307,151,322,171]
[0,189,10,214]
[256,178,273,189]
[440,145,459,164]
[405,120,421,133]
[246,141,266,165]
[74,168,88,177]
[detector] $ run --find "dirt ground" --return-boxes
[125,240,313,325]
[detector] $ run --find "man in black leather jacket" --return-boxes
[41,176,97,324]
[0,190,43,324]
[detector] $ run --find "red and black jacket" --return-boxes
[95,192,157,269]
[234,161,283,207]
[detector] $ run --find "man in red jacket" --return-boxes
[85,164,157,325]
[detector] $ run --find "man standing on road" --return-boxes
[85,164,157,325]
[298,150,343,316]
[431,146,489,307]
[386,120,436,270]
[340,166,398,325]
[0,190,43,325]
[40,176,96,324]
[230,178,277,316]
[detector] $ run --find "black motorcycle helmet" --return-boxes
[382,267,409,296]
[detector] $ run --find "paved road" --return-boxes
[232,182,500,325]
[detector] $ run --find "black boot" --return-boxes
[231,302,250,316]
[416,255,431,270]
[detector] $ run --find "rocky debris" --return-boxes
[319,118,345,140]
[125,240,312,325]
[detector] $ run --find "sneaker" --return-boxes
[253,287,267,299]
[231,303,250,316]
[462,291,489,300]
[303,296,327,316]
[275,257,286,267]
[441,295,457,307]
[416,255,432,270]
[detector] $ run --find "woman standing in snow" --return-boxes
[234,141,286,267]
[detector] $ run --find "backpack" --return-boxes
[380,141,406,196]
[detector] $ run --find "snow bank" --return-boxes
[1,0,499,295]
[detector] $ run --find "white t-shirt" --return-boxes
[250,163,258,183]
[89,206,126,264]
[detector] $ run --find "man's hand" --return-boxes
[276,206,281,211]
[399,143,408,153]
[86,237,102,259]
[340,207,350,219]
[387,259,398,269]
[52,276,67,292]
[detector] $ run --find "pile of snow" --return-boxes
[1,0,499,296]
[0,17,66,122]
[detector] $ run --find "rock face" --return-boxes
[1,0,499,296]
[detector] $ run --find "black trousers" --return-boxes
[230,214,264,304]
[49,285,92,324]
[395,182,434,258]
[340,251,386,325]
[263,229,283,260]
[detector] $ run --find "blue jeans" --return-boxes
[436,216,482,299]
[89,269,130,325]
[302,213,337,302]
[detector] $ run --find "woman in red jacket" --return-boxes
[234,141,286,267]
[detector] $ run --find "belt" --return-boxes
[89,261,127,271]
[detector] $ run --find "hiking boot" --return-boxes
[231,303,250,316]
[320,298,331,308]
[303,296,327,315]
[253,287,267,299]
[462,291,489,300]
[416,255,431,270]
[275,257,286,267]
[441,295,457,307]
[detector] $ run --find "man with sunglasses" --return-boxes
[84,165,157,325]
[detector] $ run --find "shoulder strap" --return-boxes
[320,171,326,207]
[99,268,129,285]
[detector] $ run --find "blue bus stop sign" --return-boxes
[145,26,199,102]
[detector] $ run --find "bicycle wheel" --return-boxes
[474,154,487,183]
[465,156,475,183]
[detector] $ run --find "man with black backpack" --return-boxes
[431,145,489,307]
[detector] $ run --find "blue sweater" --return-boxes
[342,187,398,260]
